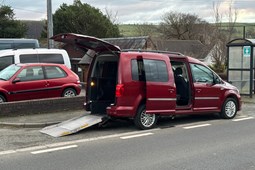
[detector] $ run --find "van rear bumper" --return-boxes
[107,106,135,118]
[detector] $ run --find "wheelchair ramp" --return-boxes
[40,114,104,137]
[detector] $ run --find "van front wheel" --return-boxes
[134,105,158,130]
[220,98,237,119]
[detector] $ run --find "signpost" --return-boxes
[243,46,251,57]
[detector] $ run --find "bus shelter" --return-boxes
[227,38,255,98]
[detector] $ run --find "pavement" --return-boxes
[0,109,88,128]
[0,95,254,128]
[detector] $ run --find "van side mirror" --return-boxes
[213,75,221,84]
[12,78,21,83]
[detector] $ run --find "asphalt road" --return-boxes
[0,103,254,170]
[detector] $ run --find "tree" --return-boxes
[159,12,213,44]
[0,5,27,38]
[210,1,238,72]
[53,1,120,38]
[40,19,47,38]
[134,23,158,37]
[246,27,255,38]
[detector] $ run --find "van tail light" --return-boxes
[116,84,124,97]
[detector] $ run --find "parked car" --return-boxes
[0,63,81,103]
[0,48,71,71]
[52,33,241,130]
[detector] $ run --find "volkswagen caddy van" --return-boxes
[52,33,241,130]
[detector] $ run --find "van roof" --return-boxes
[0,38,38,42]
[120,49,204,65]
[0,48,66,53]
[121,49,184,56]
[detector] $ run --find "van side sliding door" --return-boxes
[139,55,176,115]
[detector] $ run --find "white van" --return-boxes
[0,48,71,71]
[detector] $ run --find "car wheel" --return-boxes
[62,88,77,97]
[0,94,6,103]
[220,98,237,119]
[134,104,158,130]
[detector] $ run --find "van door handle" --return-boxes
[196,89,201,93]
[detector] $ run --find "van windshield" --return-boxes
[0,64,21,80]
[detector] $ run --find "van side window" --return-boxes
[0,55,14,71]
[38,54,64,64]
[45,66,67,79]
[20,54,38,63]
[131,59,144,81]
[132,59,168,82]
[0,43,12,50]
[14,43,35,49]
[0,39,39,50]
[190,64,214,84]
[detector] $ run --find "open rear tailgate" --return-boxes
[51,33,121,52]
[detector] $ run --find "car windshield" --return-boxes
[0,64,21,80]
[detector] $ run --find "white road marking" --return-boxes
[0,128,160,156]
[17,146,47,152]
[232,117,254,122]
[120,132,154,139]
[183,123,211,129]
[31,145,78,155]
[0,150,16,155]
[237,115,248,118]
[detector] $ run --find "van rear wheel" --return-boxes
[220,98,237,119]
[134,105,158,130]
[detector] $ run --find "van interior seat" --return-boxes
[174,67,189,105]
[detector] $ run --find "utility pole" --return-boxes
[47,0,54,48]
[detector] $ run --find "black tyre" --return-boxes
[134,105,158,130]
[0,94,6,103]
[62,88,77,97]
[220,98,237,119]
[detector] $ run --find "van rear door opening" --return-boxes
[87,54,119,114]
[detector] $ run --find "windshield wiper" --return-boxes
[0,78,7,81]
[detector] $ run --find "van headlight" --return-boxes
[234,88,240,95]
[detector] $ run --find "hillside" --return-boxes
[22,20,255,40]
[118,23,255,38]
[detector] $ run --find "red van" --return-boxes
[52,33,241,130]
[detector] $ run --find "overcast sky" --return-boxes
[3,0,255,24]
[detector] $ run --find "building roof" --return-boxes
[103,36,153,49]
